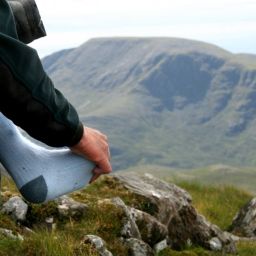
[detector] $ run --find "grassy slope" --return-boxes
[0,174,255,256]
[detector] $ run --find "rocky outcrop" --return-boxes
[230,197,256,237]
[0,173,240,255]
[112,173,236,253]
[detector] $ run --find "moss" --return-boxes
[80,202,128,255]
[72,175,134,204]
[0,212,22,235]
[26,201,59,225]
[72,176,155,214]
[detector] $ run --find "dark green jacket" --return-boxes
[0,0,83,147]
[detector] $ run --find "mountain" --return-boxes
[42,37,256,170]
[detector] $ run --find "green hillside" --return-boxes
[42,37,256,170]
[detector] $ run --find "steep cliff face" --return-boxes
[42,38,256,169]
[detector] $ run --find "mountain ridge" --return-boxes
[42,37,256,170]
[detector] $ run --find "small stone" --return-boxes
[1,196,28,221]
[45,216,54,224]
[45,216,55,231]
[56,195,88,218]
[153,239,168,253]
[57,204,69,216]
[82,235,113,256]
[0,228,23,241]
[209,237,222,251]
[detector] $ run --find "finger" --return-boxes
[89,167,104,183]
[98,158,112,173]
[89,172,101,183]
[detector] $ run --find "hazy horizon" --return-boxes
[30,0,256,58]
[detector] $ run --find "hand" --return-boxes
[70,126,112,183]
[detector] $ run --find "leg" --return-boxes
[0,113,95,203]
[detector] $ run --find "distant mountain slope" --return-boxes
[121,164,256,194]
[42,37,256,170]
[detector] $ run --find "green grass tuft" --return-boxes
[176,181,253,230]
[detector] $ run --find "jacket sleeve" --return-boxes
[0,60,84,147]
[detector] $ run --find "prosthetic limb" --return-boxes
[0,113,95,203]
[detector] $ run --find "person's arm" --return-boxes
[0,60,83,147]
[0,60,112,180]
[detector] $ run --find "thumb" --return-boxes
[89,167,104,184]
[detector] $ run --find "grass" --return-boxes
[157,247,220,256]
[1,174,256,255]
[176,181,252,230]
[236,241,256,255]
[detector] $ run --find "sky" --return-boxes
[30,0,256,58]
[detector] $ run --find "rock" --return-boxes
[1,196,28,221]
[206,225,237,254]
[125,238,154,256]
[209,237,222,251]
[113,173,236,253]
[98,197,141,239]
[45,216,56,231]
[230,197,256,237]
[0,228,23,241]
[113,173,192,223]
[153,239,168,254]
[129,207,168,246]
[82,235,113,256]
[55,195,88,218]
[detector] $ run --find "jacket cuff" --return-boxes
[67,121,84,147]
